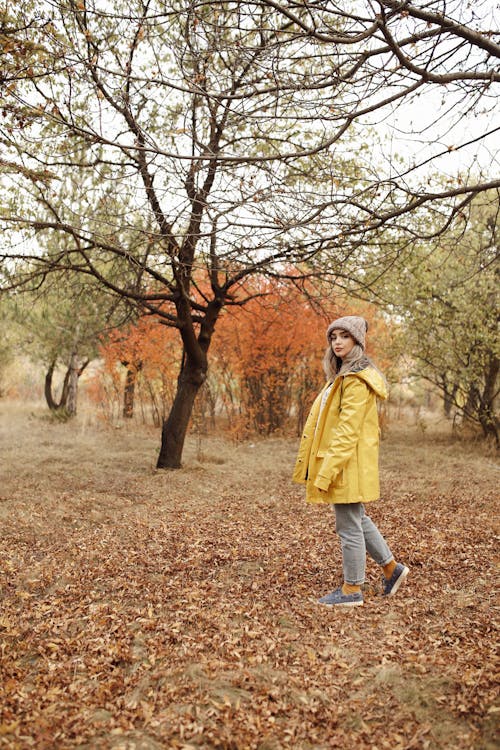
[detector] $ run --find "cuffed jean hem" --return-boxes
[379,554,395,567]
[334,502,393,585]
[345,576,365,586]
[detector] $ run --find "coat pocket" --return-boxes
[315,451,346,487]
[334,468,346,487]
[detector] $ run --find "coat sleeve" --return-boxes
[314,376,370,491]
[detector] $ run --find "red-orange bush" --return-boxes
[95,316,181,425]
[91,276,395,435]
[211,278,394,436]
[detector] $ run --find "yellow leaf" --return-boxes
[0,721,20,735]
[141,700,154,724]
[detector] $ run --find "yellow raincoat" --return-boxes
[292,365,387,504]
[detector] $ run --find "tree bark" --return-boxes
[123,368,136,419]
[155,293,223,468]
[477,356,499,445]
[66,353,80,416]
[122,363,141,419]
[156,358,206,469]
[45,359,59,410]
[442,379,458,418]
[65,354,90,417]
[45,356,89,415]
[44,359,71,411]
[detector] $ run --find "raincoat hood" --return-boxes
[353,366,388,400]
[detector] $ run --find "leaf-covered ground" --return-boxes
[0,404,498,749]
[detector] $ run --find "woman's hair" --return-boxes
[323,341,366,380]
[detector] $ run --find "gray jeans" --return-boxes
[334,503,393,585]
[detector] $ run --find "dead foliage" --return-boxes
[0,406,498,749]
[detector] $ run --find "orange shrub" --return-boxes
[91,276,395,435]
[97,316,181,425]
[211,278,394,436]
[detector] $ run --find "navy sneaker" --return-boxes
[318,586,363,607]
[383,563,409,597]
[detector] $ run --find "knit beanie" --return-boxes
[326,315,368,349]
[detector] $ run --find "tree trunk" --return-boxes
[45,356,89,416]
[156,294,223,468]
[476,356,499,445]
[123,367,137,419]
[121,360,142,419]
[45,360,59,410]
[45,359,71,411]
[66,354,90,417]
[443,384,458,418]
[156,358,207,469]
[66,353,79,416]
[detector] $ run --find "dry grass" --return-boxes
[0,401,499,750]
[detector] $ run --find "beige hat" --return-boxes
[326,315,368,349]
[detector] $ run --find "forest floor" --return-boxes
[0,402,498,750]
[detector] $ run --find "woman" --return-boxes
[293,315,409,607]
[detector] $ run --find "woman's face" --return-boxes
[330,329,356,359]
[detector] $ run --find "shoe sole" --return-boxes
[386,566,409,597]
[318,599,363,608]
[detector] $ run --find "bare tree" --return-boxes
[0,1,499,466]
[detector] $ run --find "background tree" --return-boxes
[0,296,17,397]
[10,270,129,416]
[1,1,498,465]
[385,190,499,443]
[0,3,58,180]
